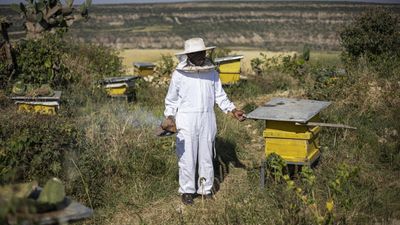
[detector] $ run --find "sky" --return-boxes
[1,0,399,4]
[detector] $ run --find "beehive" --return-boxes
[133,62,155,76]
[247,98,331,165]
[11,91,62,115]
[214,55,243,85]
[100,76,140,101]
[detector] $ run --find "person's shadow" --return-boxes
[211,137,246,194]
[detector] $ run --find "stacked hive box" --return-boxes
[247,97,331,166]
[214,55,243,85]
[133,62,155,76]
[263,118,321,165]
[100,76,140,102]
[11,91,62,115]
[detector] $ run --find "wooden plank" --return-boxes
[296,122,357,130]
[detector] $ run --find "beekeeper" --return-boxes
[162,38,245,205]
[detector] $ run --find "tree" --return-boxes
[11,0,91,39]
[340,8,400,61]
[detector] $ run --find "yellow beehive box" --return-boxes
[11,91,62,115]
[133,62,155,76]
[263,120,321,164]
[215,55,243,85]
[100,76,140,102]
[16,101,59,115]
[104,83,134,96]
[247,97,331,166]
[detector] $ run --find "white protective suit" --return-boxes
[164,58,236,195]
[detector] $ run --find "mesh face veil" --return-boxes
[187,51,206,66]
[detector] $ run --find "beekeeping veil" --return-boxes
[175,38,216,73]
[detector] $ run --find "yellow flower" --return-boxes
[326,199,334,212]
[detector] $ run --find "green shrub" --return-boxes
[0,60,8,88]
[0,112,83,184]
[305,66,350,101]
[251,52,309,80]
[15,31,72,87]
[340,8,400,78]
[67,42,123,81]
[12,31,123,89]
[155,54,176,76]
[250,57,264,75]
[209,47,232,61]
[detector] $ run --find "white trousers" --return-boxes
[175,111,216,195]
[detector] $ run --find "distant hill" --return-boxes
[2,0,400,4]
[2,1,400,51]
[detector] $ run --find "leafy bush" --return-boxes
[250,52,309,79]
[250,57,264,76]
[0,60,8,88]
[15,31,72,86]
[0,112,83,184]
[12,30,123,88]
[340,8,400,78]
[155,54,176,76]
[208,47,232,61]
[305,66,349,101]
[66,42,123,81]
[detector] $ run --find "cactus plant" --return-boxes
[11,0,91,39]
[12,80,26,95]
[26,84,54,97]
[37,177,65,205]
[0,16,16,85]
[302,45,310,61]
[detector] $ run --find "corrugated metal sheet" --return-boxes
[247,97,331,123]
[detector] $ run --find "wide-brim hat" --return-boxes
[175,38,216,55]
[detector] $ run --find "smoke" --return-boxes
[115,107,162,128]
